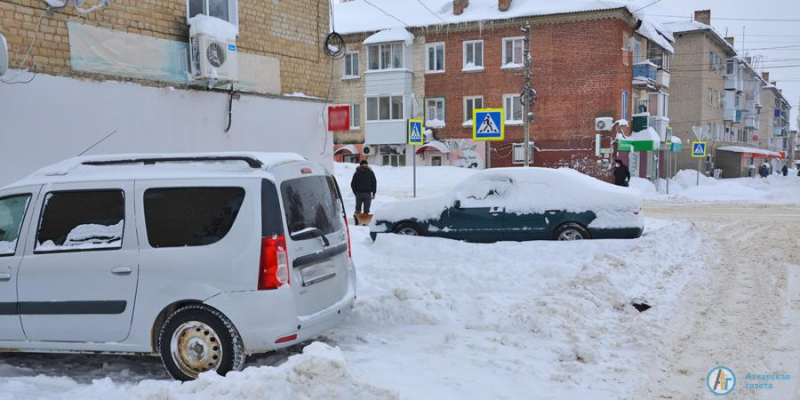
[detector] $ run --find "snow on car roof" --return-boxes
[4,152,308,189]
[374,167,642,223]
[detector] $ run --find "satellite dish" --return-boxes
[0,33,8,77]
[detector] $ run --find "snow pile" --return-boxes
[645,170,800,204]
[37,221,123,251]
[362,28,414,46]
[333,217,711,399]
[369,167,642,224]
[0,343,397,400]
[189,15,239,42]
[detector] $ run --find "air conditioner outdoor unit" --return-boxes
[595,117,614,132]
[190,34,239,83]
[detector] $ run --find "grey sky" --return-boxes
[638,0,800,129]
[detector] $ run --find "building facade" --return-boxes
[331,0,675,181]
[0,0,334,185]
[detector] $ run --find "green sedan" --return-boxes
[369,167,644,242]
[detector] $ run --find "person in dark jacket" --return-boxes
[613,159,631,187]
[782,164,789,176]
[759,164,768,178]
[350,159,377,216]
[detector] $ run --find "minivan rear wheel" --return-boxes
[159,305,244,381]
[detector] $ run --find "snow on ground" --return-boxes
[10,163,788,399]
[631,169,800,204]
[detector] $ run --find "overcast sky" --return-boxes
[634,0,800,129]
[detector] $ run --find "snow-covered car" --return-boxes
[369,167,643,242]
[0,153,356,381]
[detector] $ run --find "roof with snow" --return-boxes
[664,20,736,56]
[363,27,415,45]
[333,0,637,35]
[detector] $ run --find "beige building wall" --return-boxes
[758,88,778,151]
[0,0,331,97]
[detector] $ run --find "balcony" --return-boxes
[724,108,743,123]
[633,61,657,82]
[648,116,670,141]
[745,115,760,129]
[657,69,670,88]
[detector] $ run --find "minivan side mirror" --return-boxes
[454,200,461,209]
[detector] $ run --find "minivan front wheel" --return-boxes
[159,305,245,381]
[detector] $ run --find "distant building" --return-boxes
[0,0,334,186]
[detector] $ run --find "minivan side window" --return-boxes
[144,187,245,248]
[0,194,32,256]
[36,190,125,252]
[280,176,342,237]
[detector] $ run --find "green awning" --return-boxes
[617,139,659,152]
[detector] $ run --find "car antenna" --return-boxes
[77,129,119,156]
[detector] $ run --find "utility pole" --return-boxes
[521,22,536,167]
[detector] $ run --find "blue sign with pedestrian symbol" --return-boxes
[408,119,424,146]
[473,109,505,141]
[691,141,707,158]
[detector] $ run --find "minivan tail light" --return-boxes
[259,235,289,290]
[343,216,352,258]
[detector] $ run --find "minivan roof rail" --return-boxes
[82,156,264,169]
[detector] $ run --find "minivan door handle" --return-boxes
[0,273,11,281]
[111,266,132,276]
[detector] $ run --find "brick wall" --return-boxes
[425,11,634,176]
[0,0,331,97]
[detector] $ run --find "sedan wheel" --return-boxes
[393,223,424,236]
[553,223,591,241]
[557,229,585,241]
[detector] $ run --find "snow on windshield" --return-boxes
[37,221,123,251]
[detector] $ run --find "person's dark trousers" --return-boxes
[355,192,373,214]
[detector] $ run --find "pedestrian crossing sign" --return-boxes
[408,119,424,145]
[691,141,707,158]
[473,108,505,141]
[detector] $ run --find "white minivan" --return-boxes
[0,153,356,380]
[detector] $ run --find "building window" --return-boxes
[426,42,445,73]
[426,97,445,127]
[342,52,359,79]
[502,37,524,67]
[463,96,483,124]
[188,0,238,26]
[726,59,735,75]
[622,91,629,121]
[367,95,404,121]
[367,43,404,71]
[462,40,484,70]
[504,94,523,124]
[350,104,361,129]
[707,88,713,106]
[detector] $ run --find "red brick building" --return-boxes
[332,0,673,180]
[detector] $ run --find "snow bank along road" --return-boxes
[0,163,798,399]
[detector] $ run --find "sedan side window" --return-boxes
[36,190,125,252]
[0,195,32,256]
[457,178,512,207]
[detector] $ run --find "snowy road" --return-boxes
[638,204,800,399]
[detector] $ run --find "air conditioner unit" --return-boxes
[595,117,614,132]
[190,34,239,83]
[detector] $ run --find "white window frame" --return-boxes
[350,104,361,129]
[187,0,239,26]
[342,52,360,79]
[622,91,629,121]
[367,42,405,71]
[425,97,446,127]
[463,96,484,126]
[426,42,445,73]
[503,94,523,125]
[462,40,484,71]
[366,95,405,122]
[502,37,525,68]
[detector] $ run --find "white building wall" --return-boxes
[0,73,332,187]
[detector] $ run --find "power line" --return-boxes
[652,14,800,22]
[414,0,447,24]
[631,0,663,13]
[362,0,409,27]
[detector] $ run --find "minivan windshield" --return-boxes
[280,176,342,237]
